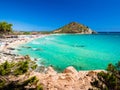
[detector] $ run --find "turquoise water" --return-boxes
[17,34,120,71]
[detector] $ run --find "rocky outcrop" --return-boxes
[53,22,97,34]
[6,66,101,90]
[33,66,100,90]
[46,66,57,75]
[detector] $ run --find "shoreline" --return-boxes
[1,34,48,51]
[0,34,49,63]
[0,34,104,71]
[0,34,103,90]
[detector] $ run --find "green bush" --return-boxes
[22,76,38,86]
[0,56,37,76]
[36,84,43,90]
[23,32,31,35]
[0,55,44,90]
[0,76,43,90]
[90,61,120,90]
[14,61,29,75]
[0,61,14,75]
[0,78,6,89]
[0,56,42,90]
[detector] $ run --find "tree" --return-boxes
[0,56,42,90]
[14,60,29,75]
[90,61,120,90]
[0,61,14,75]
[0,76,43,90]
[0,22,13,33]
[0,55,38,76]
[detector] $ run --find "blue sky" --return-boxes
[0,0,120,32]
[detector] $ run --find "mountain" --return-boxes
[53,22,96,34]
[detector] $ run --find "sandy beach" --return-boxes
[0,34,48,63]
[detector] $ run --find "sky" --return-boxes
[0,0,120,32]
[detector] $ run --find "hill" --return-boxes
[53,22,96,34]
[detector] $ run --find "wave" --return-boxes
[44,37,55,40]
[31,41,40,44]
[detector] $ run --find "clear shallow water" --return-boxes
[17,34,120,71]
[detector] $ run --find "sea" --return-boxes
[16,33,120,71]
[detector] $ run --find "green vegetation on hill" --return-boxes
[53,22,96,34]
[90,61,120,90]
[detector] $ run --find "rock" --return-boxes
[86,71,97,77]
[7,47,15,50]
[63,66,79,81]
[63,66,78,75]
[46,67,57,75]
[36,66,46,72]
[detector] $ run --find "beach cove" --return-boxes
[16,33,120,71]
[0,34,103,90]
[1,0,120,89]
[0,33,120,89]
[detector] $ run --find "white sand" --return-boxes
[0,34,48,63]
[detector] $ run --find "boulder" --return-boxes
[63,66,78,75]
[46,67,57,75]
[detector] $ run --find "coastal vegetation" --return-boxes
[0,54,119,90]
[0,55,43,90]
[0,56,37,76]
[90,61,120,90]
[0,21,96,35]
[0,75,43,90]
[0,22,13,34]
[0,21,44,35]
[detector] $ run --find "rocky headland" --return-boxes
[53,22,97,34]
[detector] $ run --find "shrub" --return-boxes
[36,84,43,90]
[0,61,14,75]
[90,61,120,90]
[14,61,29,75]
[23,76,38,86]
[0,57,41,90]
[0,77,6,89]
[0,76,43,90]
[0,56,38,76]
